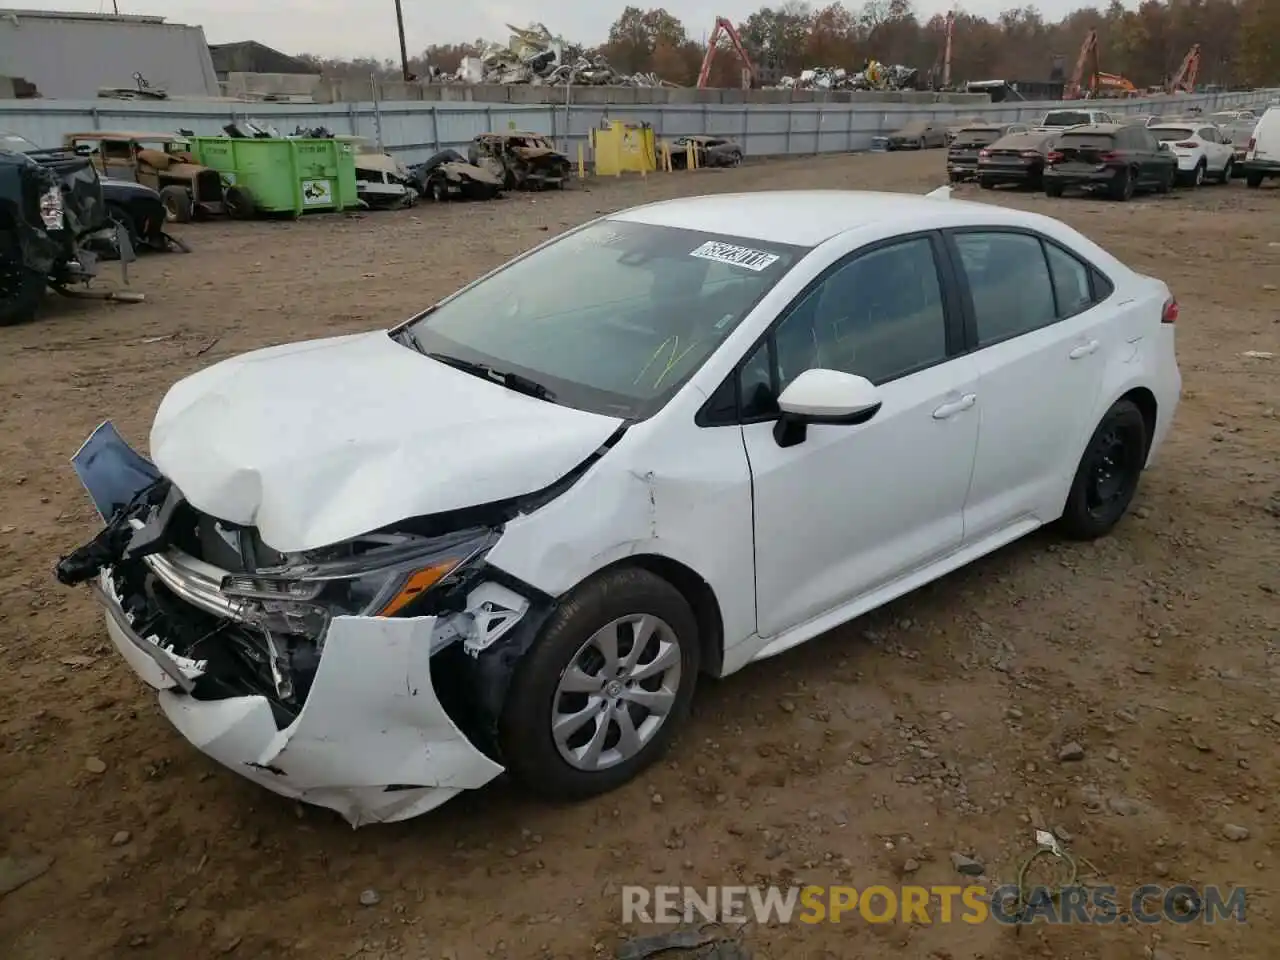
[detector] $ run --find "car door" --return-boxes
[1199,126,1230,171]
[946,229,1109,540]
[736,233,980,638]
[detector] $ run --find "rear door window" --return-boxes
[952,232,1057,347]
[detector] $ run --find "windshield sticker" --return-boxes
[689,240,780,272]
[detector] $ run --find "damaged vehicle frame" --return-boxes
[55,191,1178,826]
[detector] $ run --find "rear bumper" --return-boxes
[1044,167,1118,186]
[1241,159,1280,178]
[95,570,505,826]
[978,165,1038,183]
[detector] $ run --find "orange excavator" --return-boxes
[1063,29,1139,100]
[697,16,757,89]
[1167,44,1201,93]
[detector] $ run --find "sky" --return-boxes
[21,0,1104,59]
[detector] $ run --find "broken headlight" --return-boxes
[39,185,64,230]
[220,526,498,633]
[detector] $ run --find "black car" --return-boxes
[947,123,1030,182]
[976,131,1058,190]
[1,132,186,257]
[1043,123,1177,201]
[0,145,121,325]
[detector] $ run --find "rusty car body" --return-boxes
[61,131,227,222]
[467,132,571,190]
[667,135,744,169]
[408,149,503,202]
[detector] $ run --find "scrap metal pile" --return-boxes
[776,60,921,91]
[454,23,666,87]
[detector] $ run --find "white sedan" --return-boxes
[1149,122,1236,184]
[56,190,1182,826]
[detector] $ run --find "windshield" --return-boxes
[400,219,806,419]
[1042,111,1091,127]
[1208,112,1236,124]
[0,132,38,153]
[1151,127,1194,142]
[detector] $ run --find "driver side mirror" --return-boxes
[773,369,883,448]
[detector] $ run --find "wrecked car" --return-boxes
[54,191,1179,826]
[1,132,187,256]
[871,119,948,151]
[1,140,135,325]
[338,137,417,210]
[62,131,230,222]
[407,149,503,202]
[667,135,743,169]
[468,132,571,190]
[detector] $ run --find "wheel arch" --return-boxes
[1117,385,1157,458]
[588,554,726,679]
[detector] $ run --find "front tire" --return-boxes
[1246,172,1263,188]
[1192,160,1206,186]
[1217,158,1233,183]
[159,185,192,223]
[1059,399,1148,541]
[1045,181,1064,198]
[499,567,701,801]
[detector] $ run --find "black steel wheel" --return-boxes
[1059,399,1148,540]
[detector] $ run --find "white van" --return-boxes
[1242,107,1280,188]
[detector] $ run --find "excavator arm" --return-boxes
[1168,43,1201,93]
[1064,28,1098,100]
[697,16,757,89]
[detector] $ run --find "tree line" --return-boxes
[297,0,1280,90]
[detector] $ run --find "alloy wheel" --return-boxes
[551,614,683,772]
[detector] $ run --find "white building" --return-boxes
[0,8,219,98]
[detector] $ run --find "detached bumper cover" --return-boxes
[96,576,505,826]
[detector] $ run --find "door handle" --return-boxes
[1069,339,1100,359]
[933,394,976,419]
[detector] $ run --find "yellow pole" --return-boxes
[577,142,585,179]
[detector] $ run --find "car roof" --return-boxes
[608,190,1053,247]
[63,130,184,141]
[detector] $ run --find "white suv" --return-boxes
[1148,122,1236,185]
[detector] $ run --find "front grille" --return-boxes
[195,169,223,202]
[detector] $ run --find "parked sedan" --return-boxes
[873,119,948,151]
[947,122,1030,181]
[1148,122,1236,185]
[976,131,1058,189]
[55,190,1181,826]
[1044,123,1177,200]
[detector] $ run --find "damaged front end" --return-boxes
[55,421,562,825]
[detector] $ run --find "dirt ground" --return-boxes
[1,150,1277,960]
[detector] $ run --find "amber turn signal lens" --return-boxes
[377,562,458,617]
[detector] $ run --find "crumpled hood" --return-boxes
[149,331,623,553]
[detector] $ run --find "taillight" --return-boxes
[1098,152,1119,161]
[1047,150,1064,163]
[978,148,990,158]
[1162,298,1178,324]
[1174,141,1197,148]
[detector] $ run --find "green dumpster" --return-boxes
[187,137,358,216]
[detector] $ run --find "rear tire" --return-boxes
[1192,160,1206,186]
[1058,400,1148,541]
[1246,172,1263,188]
[498,567,701,801]
[1110,168,1134,201]
[979,179,994,190]
[1045,182,1064,198]
[1155,169,1172,194]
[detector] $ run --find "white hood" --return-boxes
[149,331,623,552]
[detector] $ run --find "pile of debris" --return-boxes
[454,23,667,87]
[776,60,921,91]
